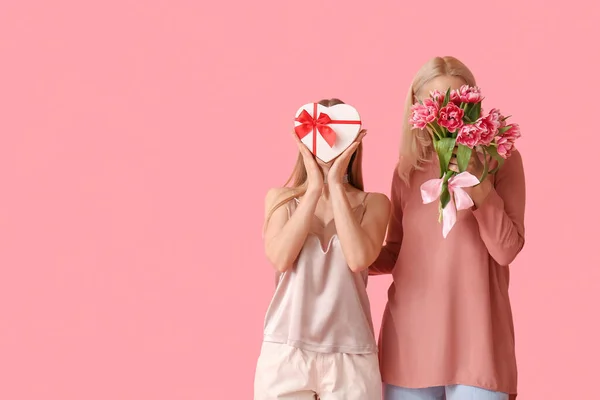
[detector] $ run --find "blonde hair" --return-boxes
[266,98,364,221]
[398,56,477,184]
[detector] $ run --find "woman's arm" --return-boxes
[330,185,391,273]
[263,188,320,272]
[369,168,404,275]
[469,150,526,266]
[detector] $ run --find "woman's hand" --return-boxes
[328,129,367,186]
[448,145,484,176]
[449,146,495,206]
[293,131,324,195]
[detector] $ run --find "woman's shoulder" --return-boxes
[390,161,413,193]
[265,187,298,207]
[363,191,391,209]
[365,191,390,202]
[507,148,523,163]
[359,191,391,223]
[496,148,524,177]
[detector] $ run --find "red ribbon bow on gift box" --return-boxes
[294,103,361,154]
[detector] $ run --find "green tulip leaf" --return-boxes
[486,145,505,174]
[434,137,456,172]
[456,144,472,172]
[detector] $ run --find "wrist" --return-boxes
[305,186,322,199]
[326,175,343,186]
[470,179,493,208]
[328,182,346,194]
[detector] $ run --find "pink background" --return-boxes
[1,0,598,399]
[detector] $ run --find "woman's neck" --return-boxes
[321,177,350,199]
[319,164,331,179]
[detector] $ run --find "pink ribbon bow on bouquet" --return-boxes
[420,172,480,238]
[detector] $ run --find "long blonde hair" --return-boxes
[398,56,477,184]
[267,98,364,221]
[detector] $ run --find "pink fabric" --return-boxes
[263,196,378,354]
[420,171,481,238]
[370,151,525,399]
[254,342,381,400]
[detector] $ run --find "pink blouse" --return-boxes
[370,150,525,399]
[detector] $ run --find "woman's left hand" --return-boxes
[328,129,367,186]
[448,146,484,177]
[449,146,495,204]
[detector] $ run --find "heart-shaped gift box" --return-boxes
[294,103,362,163]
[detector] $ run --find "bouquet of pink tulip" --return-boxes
[409,85,521,237]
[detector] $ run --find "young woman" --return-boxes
[254,98,390,400]
[370,57,526,400]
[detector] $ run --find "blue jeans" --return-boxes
[384,384,509,400]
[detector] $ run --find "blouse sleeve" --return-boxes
[472,149,526,266]
[369,167,404,275]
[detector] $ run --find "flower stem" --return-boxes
[428,123,442,140]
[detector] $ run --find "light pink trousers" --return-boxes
[254,342,382,400]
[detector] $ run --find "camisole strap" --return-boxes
[358,192,370,223]
[361,192,370,206]
[286,197,299,219]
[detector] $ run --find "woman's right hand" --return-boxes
[293,131,323,195]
